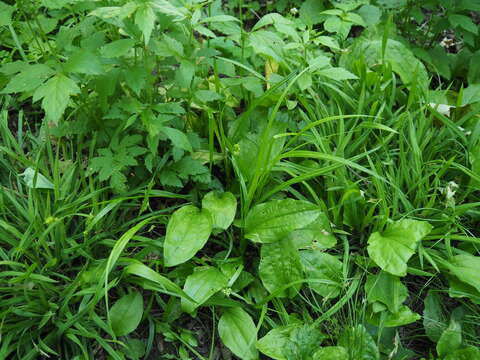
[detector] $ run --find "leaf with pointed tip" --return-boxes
[218,307,258,360]
[202,191,237,230]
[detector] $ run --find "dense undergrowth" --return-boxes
[1,0,480,359]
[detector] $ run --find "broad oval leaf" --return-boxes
[368,305,420,327]
[202,191,237,230]
[110,291,143,336]
[423,290,448,342]
[257,325,299,360]
[181,266,227,313]
[300,250,343,299]
[163,205,212,267]
[218,307,258,360]
[245,199,322,243]
[313,346,349,360]
[367,219,432,276]
[259,238,304,298]
[288,213,336,250]
[443,254,480,292]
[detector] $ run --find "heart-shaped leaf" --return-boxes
[367,219,432,276]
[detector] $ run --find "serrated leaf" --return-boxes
[110,291,144,336]
[218,307,258,360]
[65,50,103,75]
[161,127,192,153]
[33,74,80,123]
[181,266,227,313]
[245,199,322,243]
[163,205,212,267]
[101,39,135,58]
[367,219,432,276]
[202,191,237,230]
[135,2,156,44]
[300,250,343,299]
[365,272,407,313]
[1,64,54,94]
[259,238,303,298]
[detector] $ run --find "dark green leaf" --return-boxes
[338,325,379,360]
[437,319,462,357]
[218,307,258,360]
[300,250,343,299]
[110,291,143,336]
[313,347,349,360]
[65,51,103,75]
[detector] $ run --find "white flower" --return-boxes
[290,7,298,15]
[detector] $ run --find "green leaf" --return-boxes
[338,325,379,360]
[259,238,303,298]
[245,199,322,243]
[110,291,144,336]
[437,319,462,357]
[33,74,80,123]
[357,5,381,26]
[181,266,227,313]
[135,2,156,44]
[21,167,54,189]
[423,291,448,342]
[161,127,193,153]
[1,64,54,94]
[288,213,336,250]
[462,84,480,106]
[368,305,421,327]
[316,36,340,50]
[65,51,103,75]
[442,255,480,292]
[367,219,432,276]
[445,347,480,360]
[297,72,312,91]
[124,66,147,96]
[300,250,343,299]
[365,272,407,313]
[218,307,258,360]
[101,39,135,58]
[0,1,14,26]
[449,14,478,34]
[163,205,212,267]
[194,89,222,103]
[313,347,349,360]
[317,67,358,80]
[256,325,299,360]
[201,191,237,230]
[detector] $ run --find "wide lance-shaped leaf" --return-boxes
[443,255,480,292]
[437,319,462,358]
[365,272,407,313]
[259,238,304,298]
[163,205,212,267]
[338,325,379,360]
[202,191,237,230]
[423,290,448,342]
[33,74,80,123]
[110,291,144,336]
[181,266,227,313]
[313,347,349,360]
[245,199,322,243]
[256,324,300,360]
[367,219,432,276]
[300,250,343,299]
[218,307,258,360]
